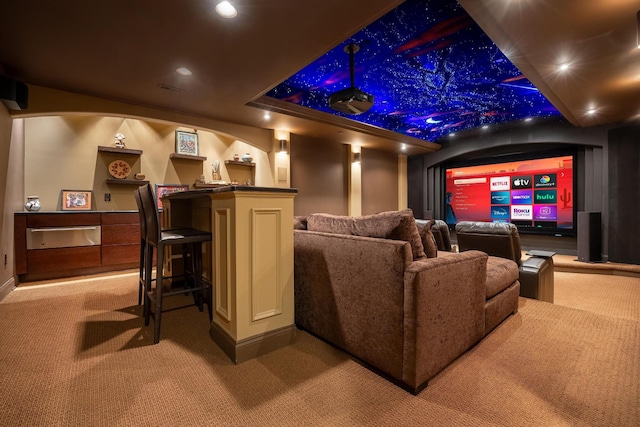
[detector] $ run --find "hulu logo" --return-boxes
[534,190,557,204]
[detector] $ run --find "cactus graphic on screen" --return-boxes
[560,188,571,208]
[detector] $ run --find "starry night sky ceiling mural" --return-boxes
[266,0,562,143]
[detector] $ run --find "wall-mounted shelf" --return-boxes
[193,182,229,189]
[224,160,255,185]
[98,146,143,155]
[224,160,255,167]
[170,153,207,162]
[105,178,149,186]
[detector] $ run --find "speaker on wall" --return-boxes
[577,211,602,263]
[0,76,28,110]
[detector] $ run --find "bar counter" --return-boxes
[163,185,298,363]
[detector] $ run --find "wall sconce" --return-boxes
[279,139,288,154]
[637,10,640,48]
[353,152,361,164]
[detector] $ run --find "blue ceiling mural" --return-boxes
[266,0,562,143]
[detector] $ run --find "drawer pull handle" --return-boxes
[30,227,99,232]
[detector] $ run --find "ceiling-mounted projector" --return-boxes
[329,44,373,115]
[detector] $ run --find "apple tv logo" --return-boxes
[511,175,532,189]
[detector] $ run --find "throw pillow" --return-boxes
[416,219,438,258]
[293,215,308,230]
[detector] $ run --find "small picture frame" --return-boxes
[155,184,190,210]
[175,130,199,156]
[61,190,92,211]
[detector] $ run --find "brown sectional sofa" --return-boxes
[294,210,520,394]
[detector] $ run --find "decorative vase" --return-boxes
[25,196,41,211]
[241,153,253,162]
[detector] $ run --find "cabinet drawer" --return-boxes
[27,226,101,249]
[102,224,140,245]
[101,212,140,225]
[102,244,140,266]
[27,213,100,227]
[27,246,101,273]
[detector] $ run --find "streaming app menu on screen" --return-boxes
[445,156,573,230]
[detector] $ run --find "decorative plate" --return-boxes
[108,160,132,179]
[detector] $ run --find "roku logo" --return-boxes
[511,205,533,220]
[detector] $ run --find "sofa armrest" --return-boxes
[401,250,487,390]
[294,230,412,380]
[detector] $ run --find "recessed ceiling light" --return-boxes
[524,117,533,122]
[400,143,406,151]
[558,63,570,72]
[176,67,192,76]
[586,108,597,115]
[215,1,237,18]
[449,133,456,137]
[481,125,489,130]
[263,112,271,120]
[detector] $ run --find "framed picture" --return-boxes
[175,130,199,156]
[61,190,92,211]
[155,184,190,210]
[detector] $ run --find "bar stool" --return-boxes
[138,183,213,344]
[133,189,148,306]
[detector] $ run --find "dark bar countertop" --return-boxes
[163,185,298,200]
[16,210,138,215]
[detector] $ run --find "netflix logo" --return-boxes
[490,177,510,191]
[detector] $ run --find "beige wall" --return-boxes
[290,134,349,216]
[24,116,275,211]
[0,107,25,296]
[290,134,403,216]
[361,147,399,215]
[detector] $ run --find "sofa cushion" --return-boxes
[306,209,426,260]
[306,213,355,235]
[485,256,519,300]
[415,219,437,258]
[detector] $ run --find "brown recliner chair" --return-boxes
[455,221,555,303]
[415,219,453,252]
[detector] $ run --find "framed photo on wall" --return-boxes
[61,190,92,211]
[175,130,199,156]
[155,184,190,210]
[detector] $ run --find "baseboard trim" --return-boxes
[0,276,16,302]
[210,323,297,364]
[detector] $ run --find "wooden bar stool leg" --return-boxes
[154,244,165,344]
[194,243,204,313]
[138,241,144,305]
[143,245,154,326]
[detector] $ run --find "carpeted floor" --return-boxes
[0,271,638,426]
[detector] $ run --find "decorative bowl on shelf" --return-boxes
[134,173,146,180]
[241,153,253,162]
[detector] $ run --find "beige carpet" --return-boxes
[0,272,638,426]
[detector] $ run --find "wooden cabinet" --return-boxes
[101,212,140,267]
[27,247,102,274]
[15,211,141,282]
